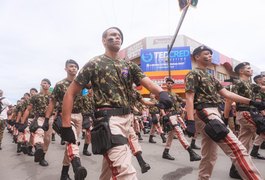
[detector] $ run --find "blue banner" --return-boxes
[140,47,192,72]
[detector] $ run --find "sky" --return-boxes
[0,0,264,103]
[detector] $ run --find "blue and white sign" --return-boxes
[140,47,192,72]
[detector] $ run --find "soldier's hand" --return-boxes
[42,118,49,131]
[249,100,265,111]
[61,127,76,144]
[185,120,195,137]
[17,123,27,132]
[162,115,170,123]
[158,91,172,109]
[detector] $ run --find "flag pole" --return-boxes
[167,4,190,78]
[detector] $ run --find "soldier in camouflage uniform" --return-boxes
[148,92,166,143]
[249,74,265,159]
[186,45,264,180]
[61,27,172,180]
[21,78,52,167]
[161,77,201,162]
[224,63,265,178]
[45,60,87,180]
[257,75,265,149]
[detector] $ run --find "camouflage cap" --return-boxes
[234,62,250,74]
[192,45,213,57]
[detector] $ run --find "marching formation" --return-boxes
[1,27,265,180]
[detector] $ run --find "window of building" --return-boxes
[217,71,227,82]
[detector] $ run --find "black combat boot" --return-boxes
[17,142,22,153]
[71,157,87,180]
[229,164,242,179]
[39,153,49,166]
[250,145,265,160]
[0,143,2,150]
[34,144,44,162]
[61,138,66,145]
[260,141,265,149]
[149,135,156,143]
[28,146,34,156]
[51,133,56,141]
[60,165,72,180]
[21,143,29,154]
[160,133,166,143]
[137,132,143,140]
[190,139,201,150]
[162,148,175,160]
[135,152,151,173]
[187,147,201,161]
[82,143,92,156]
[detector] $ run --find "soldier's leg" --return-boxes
[170,115,201,161]
[128,123,150,174]
[83,128,92,156]
[41,117,54,166]
[68,113,87,179]
[237,111,257,152]
[250,133,265,159]
[99,114,137,179]
[162,130,175,160]
[33,117,45,164]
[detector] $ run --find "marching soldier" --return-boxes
[61,27,172,179]
[21,79,52,166]
[186,45,264,179]
[161,77,201,162]
[224,63,265,178]
[44,59,87,180]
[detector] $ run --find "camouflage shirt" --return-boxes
[75,55,146,108]
[168,91,183,113]
[231,79,261,108]
[51,78,83,113]
[81,95,95,115]
[29,93,51,116]
[149,98,159,114]
[20,99,34,118]
[185,68,223,106]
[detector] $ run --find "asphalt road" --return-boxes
[1,130,265,180]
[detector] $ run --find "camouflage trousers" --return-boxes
[0,120,6,144]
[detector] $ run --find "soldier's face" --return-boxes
[65,63,78,76]
[196,50,212,66]
[166,82,173,89]
[41,80,50,90]
[103,29,122,52]
[242,65,253,77]
[262,77,265,85]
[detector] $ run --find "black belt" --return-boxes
[95,107,131,118]
[236,106,256,111]
[195,103,218,110]
[72,110,81,114]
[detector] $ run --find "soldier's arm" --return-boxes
[45,98,55,119]
[21,104,33,124]
[140,77,163,97]
[185,92,195,120]
[16,111,22,123]
[62,81,82,127]
[219,88,250,105]
[223,99,233,119]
